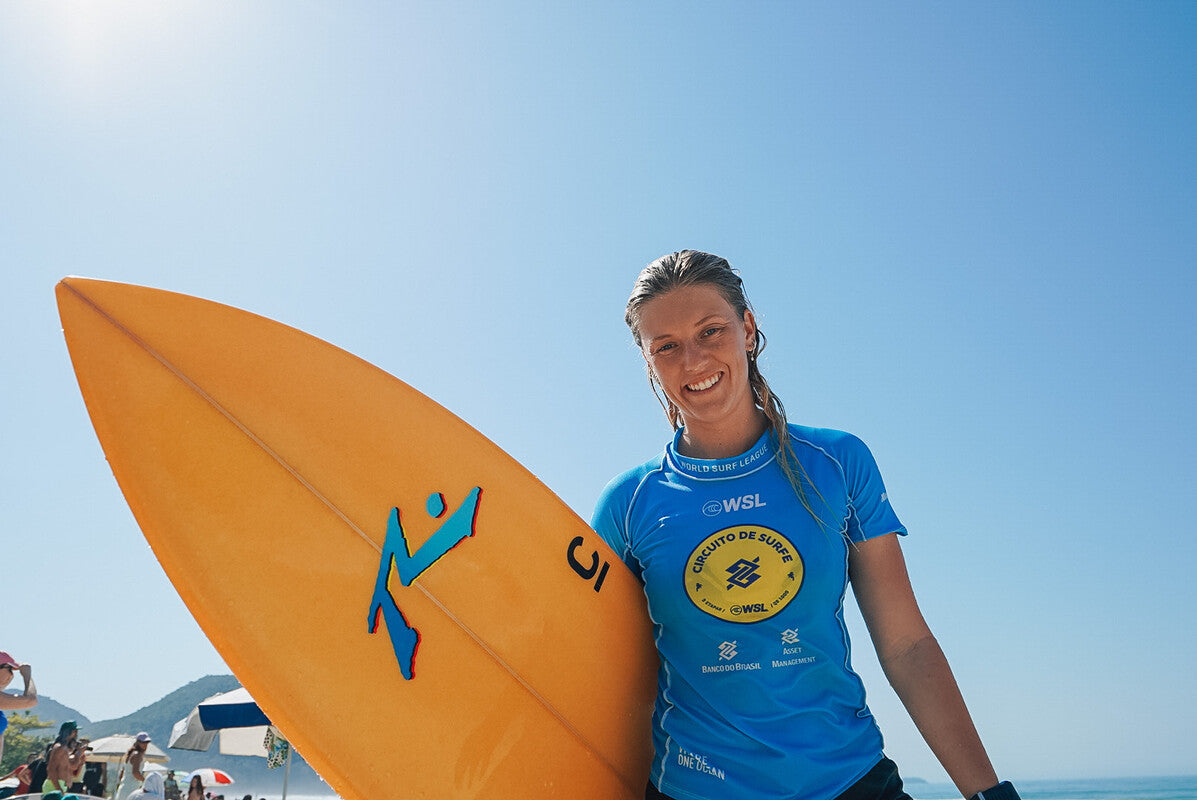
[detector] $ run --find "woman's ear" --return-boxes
[743,309,758,352]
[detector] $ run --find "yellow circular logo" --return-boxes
[684,525,804,623]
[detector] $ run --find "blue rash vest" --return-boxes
[591,424,907,800]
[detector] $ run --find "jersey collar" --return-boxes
[666,428,776,480]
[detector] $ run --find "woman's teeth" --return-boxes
[687,374,721,392]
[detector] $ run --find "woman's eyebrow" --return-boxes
[647,314,729,342]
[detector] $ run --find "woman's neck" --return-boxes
[677,410,769,460]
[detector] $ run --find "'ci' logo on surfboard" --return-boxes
[366,488,482,680]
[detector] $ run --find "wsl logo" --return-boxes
[702,493,767,517]
[685,524,803,624]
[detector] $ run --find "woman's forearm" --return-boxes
[879,634,999,798]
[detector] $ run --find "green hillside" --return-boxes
[79,674,240,744]
[18,695,92,731]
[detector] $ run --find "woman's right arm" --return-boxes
[0,665,37,711]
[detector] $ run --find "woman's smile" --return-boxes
[686,372,723,392]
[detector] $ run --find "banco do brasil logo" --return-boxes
[684,525,803,623]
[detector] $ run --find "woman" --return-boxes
[0,652,37,764]
[592,251,1021,800]
[114,733,151,800]
[185,773,205,800]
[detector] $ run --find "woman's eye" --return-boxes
[703,326,724,337]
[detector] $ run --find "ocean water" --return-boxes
[281,776,1197,799]
[907,776,1197,800]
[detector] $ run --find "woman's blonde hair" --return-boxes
[625,250,826,526]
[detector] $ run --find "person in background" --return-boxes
[114,732,151,800]
[0,751,37,800]
[44,721,87,795]
[67,737,92,793]
[0,652,37,764]
[163,770,181,800]
[128,771,165,800]
[185,773,204,800]
[0,752,38,796]
[82,760,107,798]
[593,250,1022,800]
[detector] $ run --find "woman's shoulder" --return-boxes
[786,423,890,479]
[592,451,668,517]
[786,422,868,451]
[597,452,666,498]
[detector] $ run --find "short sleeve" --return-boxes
[840,433,906,543]
[590,464,651,581]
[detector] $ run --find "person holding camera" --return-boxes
[44,721,88,795]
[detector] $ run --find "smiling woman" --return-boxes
[592,250,1022,800]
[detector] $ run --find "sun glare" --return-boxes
[28,1,229,101]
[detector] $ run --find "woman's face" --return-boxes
[637,284,758,439]
[0,665,13,691]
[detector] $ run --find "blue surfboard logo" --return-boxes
[366,487,482,679]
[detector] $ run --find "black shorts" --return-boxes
[644,756,913,800]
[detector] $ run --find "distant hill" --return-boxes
[34,675,333,796]
[19,695,92,731]
[78,674,240,744]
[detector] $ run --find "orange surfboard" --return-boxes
[56,278,657,800]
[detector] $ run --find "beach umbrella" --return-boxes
[85,735,171,764]
[169,706,269,757]
[185,768,234,787]
[169,688,292,800]
[196,688,269,730]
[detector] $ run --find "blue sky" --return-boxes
[2,0,1194,785]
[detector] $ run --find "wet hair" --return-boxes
[625,250,827,527]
